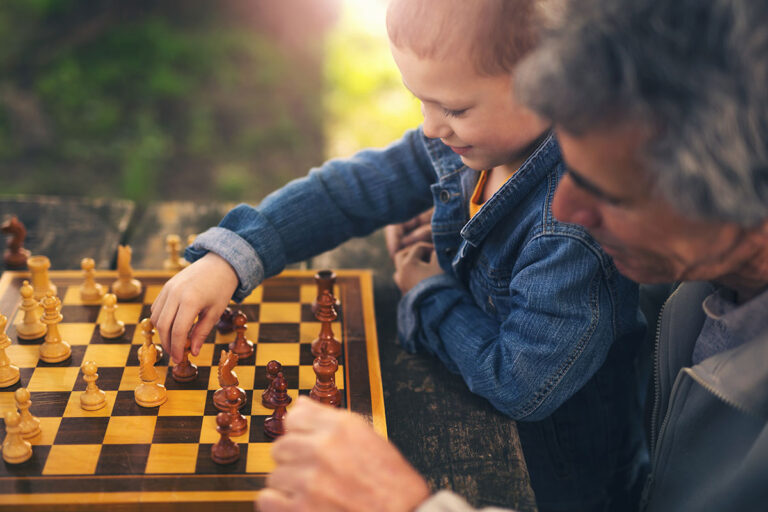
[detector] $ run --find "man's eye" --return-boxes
[443,108,467,118]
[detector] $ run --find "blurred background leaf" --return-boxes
[0,0,420,204]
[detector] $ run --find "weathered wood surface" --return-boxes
[0,195,134,272]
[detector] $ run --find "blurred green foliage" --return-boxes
[0,1,325,202]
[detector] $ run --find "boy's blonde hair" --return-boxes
[386,0,539,76]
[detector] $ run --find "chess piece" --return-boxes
[211,411,240,465]
[163,234,188,272]
[2,410,32,464]
[171,338,198,382]
[80,361,107,411]
[225,385,248,437]
[228,310,254,359]
[187,233,197,246]
[112,245,142,300]
[15,387,41,439]
[1,216,30,269]
[264,372,291,439]
[79,257,105,303]
[0,314,20,388]
[214,350,245,413]
[311,290,342,359]
[27,255,56,300]
[216,307,234,334]
[261,360,282,408]
[309,341,342,407]
[312,269,340,314]
[134,336,167,407]
[99,293,125,338]
[39,291,71,363]
[16,280,46,340]
[139,318,163,361]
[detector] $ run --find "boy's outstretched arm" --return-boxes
[150,252,239,362]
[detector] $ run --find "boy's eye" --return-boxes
[443,108,468,118]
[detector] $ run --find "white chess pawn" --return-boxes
[15,387,41,438]
[39,291,71,363]
[163,234,187,272]
[16,280,47,340]
[79,257,105,303]
[138,318,163,362]
[2,410,32,464]
[99,293,125,339]
[0,314,20,388]
[80,361,107,411]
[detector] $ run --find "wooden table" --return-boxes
[0,196,537,512]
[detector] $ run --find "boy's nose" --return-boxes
[552,174,602,230]
[421,104,452,139]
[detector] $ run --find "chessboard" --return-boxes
[0,269,385,511]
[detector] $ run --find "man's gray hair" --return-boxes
[516,0,768,226]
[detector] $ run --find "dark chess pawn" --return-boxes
[311,290,342,359]
[264,372,291,439]
[216,307,234,334]
[261,360,282,408]
[225,385,248,438]
[310,341,342,407]
[312,270,340,314]
[211,412,240,465]
[229,310,254,359]
[171,338,198,382]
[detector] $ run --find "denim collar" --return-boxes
[460,132,560,244]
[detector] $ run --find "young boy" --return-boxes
[151,1,647,509]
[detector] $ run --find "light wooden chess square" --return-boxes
[97,303,143,325]
[63,391,117,417]
[207,365,255,391]
[118,366,168,391]
[246,443,275,473]
[145,444,198,474]
[299,365,345,390]
[143,285,163,305]
[83,344,132,367]
[6,344,40,367]
[103,416,157,444]
[189,343,215,366]
[250,389,299,416]
[43,445,102,475]
[34,417,62,445]
[240,285,263,305]
[199,415,250,444]
[299,284,340,304]
[258,303,301,323]
[27,367,82,392]
[58,323,97,345]
[62,286,105,306]
[255,343,300,366]
[158,390,208,416]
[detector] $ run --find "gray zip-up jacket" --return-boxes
[640,281,768,511]
[417,281,768,512]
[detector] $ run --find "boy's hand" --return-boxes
[393,241,442,294]
[150,252,238,363]
[257,397,431,512]
[384,208,434,260]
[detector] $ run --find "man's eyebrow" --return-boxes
[566,167,624,205]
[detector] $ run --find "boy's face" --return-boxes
[390,44,549,171]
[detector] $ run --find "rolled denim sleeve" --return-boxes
[397,234,623,421]
[185,128,436,300]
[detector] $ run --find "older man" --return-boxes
[257,0,768,511]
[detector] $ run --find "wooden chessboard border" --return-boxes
[0,269,385,510]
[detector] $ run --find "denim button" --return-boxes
[439,189,451,203]
[444,247,454,255]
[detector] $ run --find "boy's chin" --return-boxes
[459,155,487,171]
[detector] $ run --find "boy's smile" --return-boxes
[390,43,549,172]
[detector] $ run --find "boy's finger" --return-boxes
[170,307,198,363]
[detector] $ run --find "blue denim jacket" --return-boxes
[187,128,648,510]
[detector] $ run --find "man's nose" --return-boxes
[421,103,452,140]
[552,174,602,229]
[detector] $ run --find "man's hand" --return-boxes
[393,242,442,294]
[385,208,434,261]
[257,397,431,512]
[150,252,238,363]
